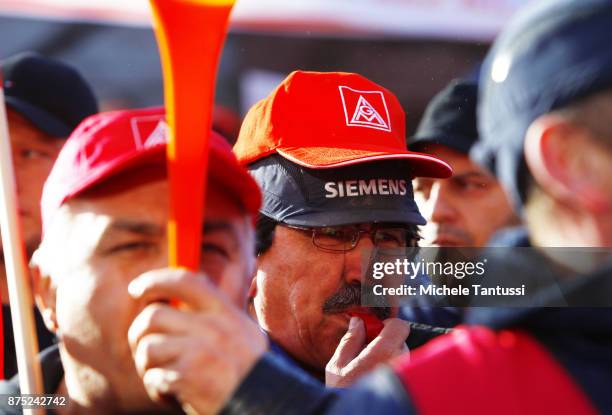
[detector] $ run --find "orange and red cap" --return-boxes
[234,70,452,178]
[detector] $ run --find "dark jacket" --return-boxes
[0,345,63,415]
[221,352,336,415]
[2,305,57,379]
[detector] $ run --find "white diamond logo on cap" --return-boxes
[143,120,168,148]
[130,114,168,149]
[339,86,391,132]
[351,96,389,129]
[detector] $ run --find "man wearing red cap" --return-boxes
[233,71,452,386]
[0,107,268,414]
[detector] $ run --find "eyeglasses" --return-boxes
[284,224,420,252]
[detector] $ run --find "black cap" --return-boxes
[1,52,99,137]
[409,79,478,155]
[248,155,426,227]
[474,0,612,212]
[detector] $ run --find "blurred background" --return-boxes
[0,0,532,142]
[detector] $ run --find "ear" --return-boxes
[246,273,258,317]
[524,115,607,212]
[30,260,59,334]
[247,274,258,301]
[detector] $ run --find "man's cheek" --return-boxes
[289,277,329,316]
[55,279,102,344]
[57,274,131,348]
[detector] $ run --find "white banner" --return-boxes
[0,0,531,41]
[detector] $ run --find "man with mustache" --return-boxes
[233,70,452,386]
[1,52,99,378]
[409,79,518,248]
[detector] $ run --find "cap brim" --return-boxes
[277,146,452,178]
[409,134,475,155]
[278,208,426,227]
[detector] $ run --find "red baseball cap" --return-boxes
[234,71,452,178]
[41,107,261,231]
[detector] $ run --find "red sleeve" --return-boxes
[393,326,597,415]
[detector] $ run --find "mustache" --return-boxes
[322,283,390,320]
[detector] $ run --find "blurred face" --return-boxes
[414,145,517,247]
[252,224,401,374]
[0,110,62,256]
[34,166,254,411]
[524,113,612,248]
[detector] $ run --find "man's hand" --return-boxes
[127,268,268,415]
[325,317,409,388]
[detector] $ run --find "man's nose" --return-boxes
[429,181,458,223]
[342,235,375,286]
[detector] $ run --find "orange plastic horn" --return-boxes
[150,0,235,270]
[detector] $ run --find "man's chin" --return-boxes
[320,315,351,352]
[325,312,351,331]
